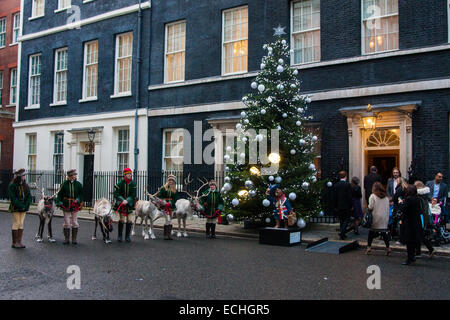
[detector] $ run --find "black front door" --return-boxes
[83,155,94,206]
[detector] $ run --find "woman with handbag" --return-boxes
[366,182,391,255]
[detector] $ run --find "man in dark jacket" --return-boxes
[364,166,382,205]
[386,167,401,202]
[333,171,353,240]
[426,171,448,225]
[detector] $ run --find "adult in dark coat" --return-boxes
[386,167,401,202]
[333,171,353,240]
[426,171,448,226]
[399,184,423,265]
[391,177,408,238]
[364,166,382,205]
[414,181,435,257]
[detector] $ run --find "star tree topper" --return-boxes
[273,24,286,36]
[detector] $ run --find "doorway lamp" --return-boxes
[361,104,378,130]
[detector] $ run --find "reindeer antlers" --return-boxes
[195,177,211,198]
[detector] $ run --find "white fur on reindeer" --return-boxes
[35,188,56,243]
[92,198,113,243]
[132,197,168,240]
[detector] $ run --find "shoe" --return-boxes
[63,228,70,245]
[125,223,132,242]
[385,248,392,256]
[16,229,26,248]
[402,260,412,265]
[164,225,169,240]
[365,247,372,255]
[211,223,216,239]
[71,228,78,245]
[118,221,124,242]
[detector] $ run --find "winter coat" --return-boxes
[113,179,137,213]
[157,186,178,209]
[399,195,423,244]
[201,189,224,218]
[56,179,84,211]
[417,186,431,227]
[368,193,389,231]
[8,182,32,213]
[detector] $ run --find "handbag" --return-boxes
[362,208,373,228]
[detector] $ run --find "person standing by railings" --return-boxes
[114,168,137,242]
[157,174,178,240]
[8,169,32,249]
[350,177,363,235]
[333,171,353,240]
[364,166,382,206]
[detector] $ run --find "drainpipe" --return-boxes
[146,2,152,175]
[134,0,143,172]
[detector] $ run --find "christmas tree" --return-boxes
[222,33,323,224]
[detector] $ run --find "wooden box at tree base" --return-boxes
[259,227,302,246]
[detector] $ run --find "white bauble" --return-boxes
[236,123,242,130]
[227,214,234,222]
[245,180,253,188]
[260,109,266,115]
[306,97,312,103]
[240,152,246,159]
[260,63,265,70]
[268,47,273,52]
[242,137,248,142]
[241,111,247,118]
[290,149,296,155]
[226,146,232,152]
[268,176,274,182]
[258,84,265,92]
[312,135,318,142]
[309,164,316,171]
[291,84,297,88]
[225,166,230,171]
[297,218,306,229]
[275,176,282,183]
[289,192,297,201]
[302,182,310,189]
[224,176,231,182]
[242,96,247,102]
[290,49,295,55]
[266,97,272,103]
[277,65,284,73]
[299,139,306,145]
[327,181,333,187]
[293,69,298,75]
[278,58,284,64]
[223,183,232,191]
[262,199,271,207]
[312,176,317,183]
[281,40,286,45]
[251,82,258,89]
[256,134,263,142]
[220,187,225,193]
[297,107,304,113]
[282,113,288,118]
[265,217,271,223]
[296,121,302,126]
[244,119,249,124]
[231,198,239,207]
[224,154,230,161]
[278,84,284,90]
[249,190,257,197]
[277,125,281,130]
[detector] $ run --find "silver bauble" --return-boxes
[227,214,234,222]
[258,84,265,92]
[275,176,282,183]
[262,199,271,207]
[297,218,306,229]
[296,121,302,126]
[290,149,296,155]
[260,109,266,115]
[251,82,257,89]
[289,192,297,201]
[231,198,239,207]
[224,176,231,182]
[277,65,284,73]
[327,181,333,187]
[268,176,274,182]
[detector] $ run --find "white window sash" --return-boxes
[83,40,98,99]
[10,69,17,105]
[117,129,130,171]
[54,48,68,104]
[32,0,45,18]
[0,71,3,105]
[58,0,71,10]
[114,33,133,95]
[13,14,20,44]
[162,129,184,172]
[0,18,6,48]
[222,6,248,75]
[28,54,41,107]
[165,21,186,83]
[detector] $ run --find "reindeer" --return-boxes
[91,198,114,244]
[132,191,167,240]
[174,174,210,238]
[35,188,56,243]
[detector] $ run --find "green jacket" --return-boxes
[113,179,137,212]
[157,186,178,209]
[201,189,224,217]
[56,180,84,210]
[8,182,32,213]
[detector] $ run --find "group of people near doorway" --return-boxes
[334,166,448,265]
[7,167,224,248]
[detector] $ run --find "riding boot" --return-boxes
[163,225,169,240]
[125,223,132,242]
[16,229,26,248]
[118,221,124,242]
[211,223,216,239]
[63,228,71,245]
[11,230,18,248]
[205,223,211,238]
[71,228,78,245]
[167,224,173,240]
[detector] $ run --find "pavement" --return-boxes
[1,201,449,256]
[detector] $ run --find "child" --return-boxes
[430,197,442,225]
[265,184,293,229]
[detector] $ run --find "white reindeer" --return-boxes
[92,198,114,244]
[132,193,167,240]
[174,175,210,238]
[35,188,56,242]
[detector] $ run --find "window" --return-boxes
[162,129,184,173]
[32,0,45,18]
[0,71,3,105]
[53,48,68,104]
[28,54,41,107]
[165,21,185,83]
[12,13,20,44]
[53,133,64,179]
[114,32,133,95]
[362,0,398,54]
[291,0,321,64]
[0,18,5,48]
[10,68,17,105]
[222,6,248,75]
[58,0,71,10]
[117,129,129,172]
[28,134,37,173]
[83,40,98,99]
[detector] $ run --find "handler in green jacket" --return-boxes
[8,168,32,249]
[113,168,137,242]
[201,180,224,239]
[56,169,84,245]
[157,174,178,240]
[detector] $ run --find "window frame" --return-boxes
[53,47,68,105]
[164,20,186,84]
[9,68,17,105]
[0,17,6,49]
[0,70,3,106]
[27,134,37,173]
[28,54,42,108]
[361,0,399,55]
[12,13,20,44]
[82,40,99,100]
[31,0,45,19]
[221,5,249,76]
[117,128,130,172]
[53,133,64,175]
[114,32,133,96]
[290,0,321,65]
[162,128,184,173]
[57,0,71,11]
